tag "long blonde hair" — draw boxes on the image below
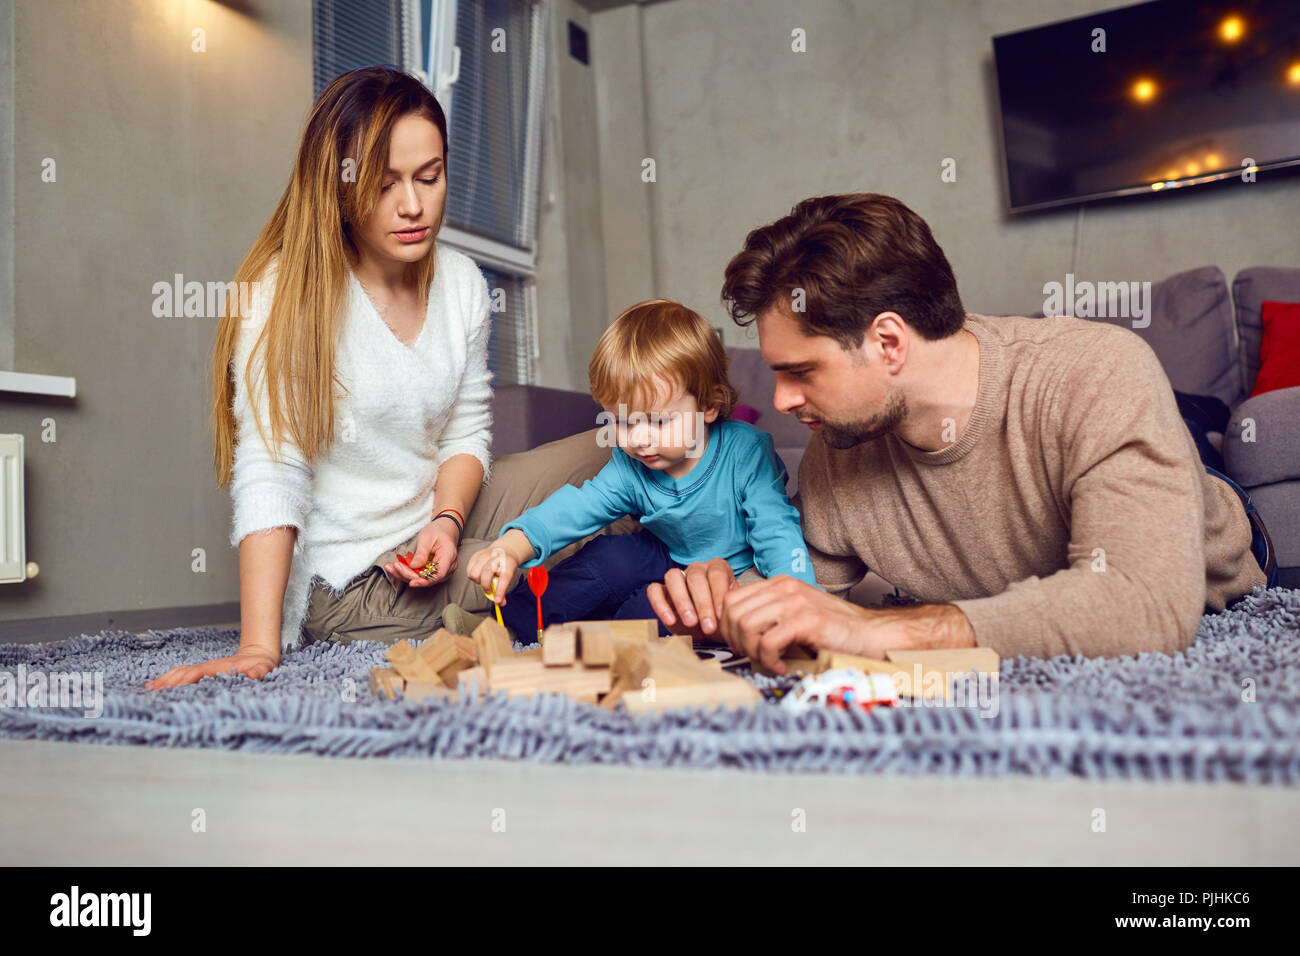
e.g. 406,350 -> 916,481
212,67 -> 449,486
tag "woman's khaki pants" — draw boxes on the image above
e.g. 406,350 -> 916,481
300,428 -> 640,646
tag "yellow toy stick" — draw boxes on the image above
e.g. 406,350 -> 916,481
486,575 -> 506,628
482,548 -> 506,628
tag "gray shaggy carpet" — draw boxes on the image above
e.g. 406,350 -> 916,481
1,588 -> 1296,783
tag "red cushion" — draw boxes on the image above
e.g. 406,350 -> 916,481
732,402 -> 762,424
1250,301 -> 1300,398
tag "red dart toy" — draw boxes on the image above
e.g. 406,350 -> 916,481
527,565 -> 548,643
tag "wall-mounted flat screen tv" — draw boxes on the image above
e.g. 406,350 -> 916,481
993,0 -> 1300,213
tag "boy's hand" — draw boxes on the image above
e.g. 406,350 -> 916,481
466,543 -> 519,605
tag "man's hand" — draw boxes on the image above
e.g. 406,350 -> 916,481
646,558 -> 739,641
718,577 -> 978,673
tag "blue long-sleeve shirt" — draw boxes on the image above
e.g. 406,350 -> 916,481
500,419 -> 821,587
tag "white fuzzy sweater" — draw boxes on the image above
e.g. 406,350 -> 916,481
228,243 -> 493,649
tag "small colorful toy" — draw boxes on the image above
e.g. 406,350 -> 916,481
396,551 -> 439,579
527,565 -> 549,643
482,548 -> 507,628
779,668 -> 899,715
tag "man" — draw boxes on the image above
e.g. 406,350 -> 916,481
646,193 -> 1266,670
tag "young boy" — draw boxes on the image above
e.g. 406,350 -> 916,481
443,299 -> 819,642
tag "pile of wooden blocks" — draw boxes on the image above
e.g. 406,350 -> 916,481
370,618 -> 763,712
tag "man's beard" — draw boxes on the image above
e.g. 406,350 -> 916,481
817,389 -> 907,450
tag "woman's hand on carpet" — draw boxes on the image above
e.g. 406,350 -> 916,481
646,559 -> 740,641
383,521 -> 459,588
146,648 -> 280,690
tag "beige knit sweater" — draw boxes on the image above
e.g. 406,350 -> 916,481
795,313 -> 1265,660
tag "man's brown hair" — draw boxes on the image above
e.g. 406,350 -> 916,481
721,193 -> 964,349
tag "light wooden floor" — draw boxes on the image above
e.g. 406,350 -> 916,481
1,737 -> 1295,865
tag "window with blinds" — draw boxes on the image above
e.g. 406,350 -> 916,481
310,0 -> 544,386
312,0 -> 405,100
480,266 -> 536,388
441,0 -> 545,252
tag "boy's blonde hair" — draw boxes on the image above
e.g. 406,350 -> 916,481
588,299 -> 738,418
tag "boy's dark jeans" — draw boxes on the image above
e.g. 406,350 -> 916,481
497,529 -> 679,640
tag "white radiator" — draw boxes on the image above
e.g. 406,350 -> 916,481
0,433 -> 28,584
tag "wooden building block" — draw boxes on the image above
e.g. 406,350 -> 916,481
552,667 -> 614,697
385,639 -> 442,684
610,644 -> 730,702
369,667 -> 405,700
456,666 -> 488,696
485,659 -> 550,689
642,651 -> 723,689
488,659 -> 612,698
569,619 -> 658,643
541,625 -> 576,666
613,643 -> 651,687
816,649 -> 905,676
517,647 -> 543,660
403,680 -> 459,703
414,629 -> 457,671
472,618 -> 515,674
655,633 -> 696,662
578,623 -> 615,667
439,657 -> 474,688
879,652 -> 999,703
417,629 -> 476,674
599,675 -> 631,710
621,672 -> 761,713
885,647 -> 1000,676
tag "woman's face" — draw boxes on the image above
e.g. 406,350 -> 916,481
352,112 -> 446,269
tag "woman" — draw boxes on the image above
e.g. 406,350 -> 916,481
149,67 -> 621,689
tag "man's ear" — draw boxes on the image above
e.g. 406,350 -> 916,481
871,312 -> 909,373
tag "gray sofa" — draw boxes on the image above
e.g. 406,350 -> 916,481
491,265 -> 1299,588
1225,269 -> 1300,587
1083,265 -> 1299,587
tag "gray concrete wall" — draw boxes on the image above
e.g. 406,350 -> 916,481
1,0 -> 311,624
5,0 -> 1298,628
532,0 -> 609,391
589,0 -> 1300,348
